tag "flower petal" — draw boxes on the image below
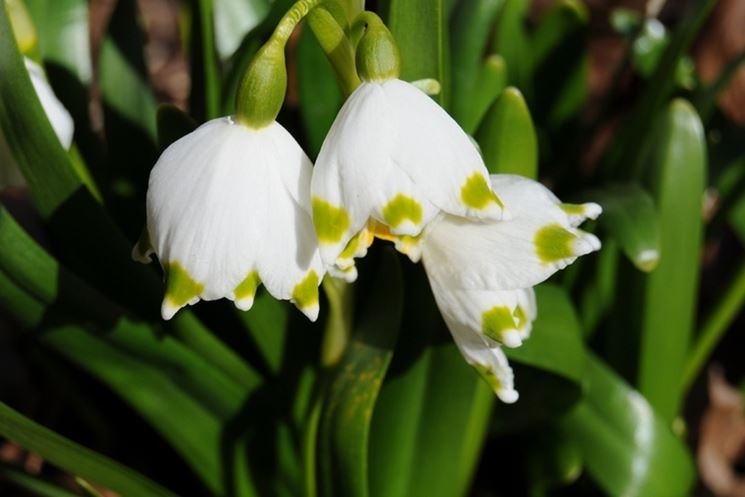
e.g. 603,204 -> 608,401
25,58 -> 74,149
425,256 -> 532,349
421,174 -> 601,291
311,79 -> 505,268
448,321 -> 519,403
146,117 -> 323,320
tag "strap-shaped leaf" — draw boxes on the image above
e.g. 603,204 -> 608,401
638,99 -> 706,421
449,0 -> 503,130
560,354 -> 694,497
591,183 -> 660,272
318,249 -> 403,497
0,401 -> 180,497
386,0 -> 449,106
476,87 -> 538,178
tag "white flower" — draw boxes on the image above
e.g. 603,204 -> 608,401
419,174 -> 601,402
310,79 -> 506,276
2,58 -> 75,188
25,58 -> 73,148
134,116 -> 324,321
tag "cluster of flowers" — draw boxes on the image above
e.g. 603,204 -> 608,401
127,8 -> 602,402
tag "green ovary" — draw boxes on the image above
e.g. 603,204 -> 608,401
164,262 -> 204,307
383,194 -> 423,228
313,197 -> 350,244
482,306 -> 517,343
292,271 -> 319,310
461,173 -> 504,210
234,271 -> 261,301
514,306 -> 528,330
534,224 -> 577,263
339,233 -> 361,260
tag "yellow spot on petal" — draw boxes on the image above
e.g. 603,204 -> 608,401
339,233 -> 361,260
312,197 -> 350,244
461,173 -> 504,210
292,271 -> 319,310
234,271 -> 261,301
164,262 -> 204,308
382,194 -> 423,229
559,203 -> 586,216
514,306 -> 528,330
472,363 -> 504,394
482,306 -> 517,343
534,224 -> 577,263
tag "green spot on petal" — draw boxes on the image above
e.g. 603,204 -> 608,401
164,262 -> 204,308
514,306 -> 527,330
339,233 -> 361,260
382,194 -> 423,228
312,197 -> 350,244
534,223 -> 577,263
292,271 -> 320,310
234,271 -> 261,301
461,173 -> 504,210
560,203 -> 586,216
482,306 -> 517,343
471,363 -> 504,394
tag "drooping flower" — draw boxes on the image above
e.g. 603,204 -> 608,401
419,175 -> 601,402
134,117 -> 324,321
311,14 -> 505,276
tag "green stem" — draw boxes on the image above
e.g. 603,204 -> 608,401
307,5 -> 360,96
271,0 -> 326,44
196,0 -> 220,119
683,260 -> 745,391
320,277 -> 354,368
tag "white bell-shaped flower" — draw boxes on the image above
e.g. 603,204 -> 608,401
420,174 -> 601,401
26,58 -> 74,148
135,117 -> 324,321
311,78 -> 506,274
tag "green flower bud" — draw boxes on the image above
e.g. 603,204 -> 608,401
354,12 -> 400,82
234,40 -> 287,129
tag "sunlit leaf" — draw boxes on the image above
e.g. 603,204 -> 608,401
560,355 -> 695,497
318,249 -> 403,497
637,99 -> 706,421
476,86 -> 538,178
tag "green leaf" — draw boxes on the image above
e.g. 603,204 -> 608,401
0,464 -> 82,497
369,267 -> 500,497
449,0 -> 504,130
591,183 -> 660,272
317,249 -> 403,497
460,55 -> 507,134
98,1 -> 157,141
531,0 -> 589,127
385,0 -> 449,106
560,355 -> 695,497
0,401 -> 180,497
579,239 -> 620,337
637,99 -> 706,421
189,0 -> 221,120
476,87 -> 538,178
492,0 -> 532,99
24,0 -> 91,84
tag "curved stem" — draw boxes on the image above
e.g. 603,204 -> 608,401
683,260 -> 745,391
307,5 -> 360,96
271,0 -> 326,44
